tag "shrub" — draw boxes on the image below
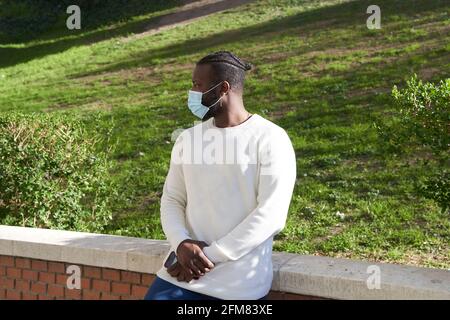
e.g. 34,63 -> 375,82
0,112 -> 117,232
391,75 -> 449,154
374,75 -> 449,212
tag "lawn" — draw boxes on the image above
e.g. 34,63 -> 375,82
0,0 -> 449,268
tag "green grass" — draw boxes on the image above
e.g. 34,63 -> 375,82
0,0 -> 449,268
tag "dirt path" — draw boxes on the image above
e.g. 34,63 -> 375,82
122,0 -> 254,42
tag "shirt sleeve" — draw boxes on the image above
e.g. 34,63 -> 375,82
203,129 -> 297,263
160,133 -> 191,252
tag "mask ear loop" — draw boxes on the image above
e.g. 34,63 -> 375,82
208,94 -> 223,108
204,81 -> 223,95
205,81 -> 226,108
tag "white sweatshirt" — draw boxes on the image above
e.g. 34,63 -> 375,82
156,113 -> 297,300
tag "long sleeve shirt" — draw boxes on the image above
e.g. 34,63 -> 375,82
156,113 -> 297,300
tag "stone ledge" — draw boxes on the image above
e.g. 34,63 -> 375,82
1,225 -> 449,300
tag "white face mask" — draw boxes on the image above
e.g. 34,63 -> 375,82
187,82 -> 223,119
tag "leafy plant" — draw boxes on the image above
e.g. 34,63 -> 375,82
374,75 -> 449,212
0,112 -> 117,232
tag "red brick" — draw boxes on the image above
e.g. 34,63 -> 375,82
48,262 -> 65,273
0,289 -> 5,299
102,268 -> 120,281
0,266 -> 5,277
284,292 -> 323,300
142,274 -> 155,286
15,257 -> 31,269
47,284 -> 64,298
22,269 -> 39,281
267,291 -> 285,300
0,256 -> 14,267
121,271 -> 141,284
101,292 -> 120,300
92,279 -> 110,292
6,290 -> 21,300
6,267 -> 21,278
84,266 -> 101,279
83,290 -> 101,300
56,274 -> 67,286
121,295 -> 139,300
38,295 -> 54,300
65,288 -> 81,300
22,292 -> 38,300
0,277 -> 14,289
31,260 -> 47,271
30,282 -> 47,294
39,272 -> 55,284
131,285 -> 148,298
15,279 -> 30,291
112,282 -> 130,295
81,278 -> 91,290
283,293 -> 300,300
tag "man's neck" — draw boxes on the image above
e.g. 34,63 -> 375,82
213,98 -> 251,128
213,109 -> 251,128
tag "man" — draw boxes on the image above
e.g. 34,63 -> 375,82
145,51 -> 297,300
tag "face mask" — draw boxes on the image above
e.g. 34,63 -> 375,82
188,82 -> 223,119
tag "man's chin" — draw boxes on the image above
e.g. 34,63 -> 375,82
202,113 -> 213,121
202,108 -> 218,121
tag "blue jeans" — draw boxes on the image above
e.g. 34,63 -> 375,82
144,276 -> 268,300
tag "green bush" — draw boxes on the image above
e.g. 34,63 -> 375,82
374,75 -> 449,212
0,112 -> 117,232
392,75 -> 449,154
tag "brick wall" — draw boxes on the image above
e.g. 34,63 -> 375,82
0,254 -> 321,300
2,226 -> 448,300
0,255 -> 154,300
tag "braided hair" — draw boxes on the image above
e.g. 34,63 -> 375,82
196,51 -> 252,92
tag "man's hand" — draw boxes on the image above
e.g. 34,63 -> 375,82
176,239 -> 215,278
167,261 -> 200,282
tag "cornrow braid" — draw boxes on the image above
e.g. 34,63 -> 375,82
198,51 -> 252,71
197,51 -> 252,91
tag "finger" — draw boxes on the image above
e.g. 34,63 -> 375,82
170,267 -> 181,277
189,259 -> 203,276
181,268 -> 193,283
184,272 -> 193,283
177,272 -> 185,282
193,259 -> 206,274
179,258 -> 193,273
197,251 -> 215,269
180,264 -> 194,278
185,265 -> 194,276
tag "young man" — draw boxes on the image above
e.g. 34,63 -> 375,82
145,51 -> 297,300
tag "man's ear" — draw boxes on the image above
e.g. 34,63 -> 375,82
222,81 -> 231,95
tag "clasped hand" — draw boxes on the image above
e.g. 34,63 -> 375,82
167,239 -> 215,282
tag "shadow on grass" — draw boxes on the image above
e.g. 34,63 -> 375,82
63,0 -> 447,170
0,0 -> 185,44
0,0 -> 255,68
67,0 -> 446,79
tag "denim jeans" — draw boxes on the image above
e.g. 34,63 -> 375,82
144,276 -> 268,300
